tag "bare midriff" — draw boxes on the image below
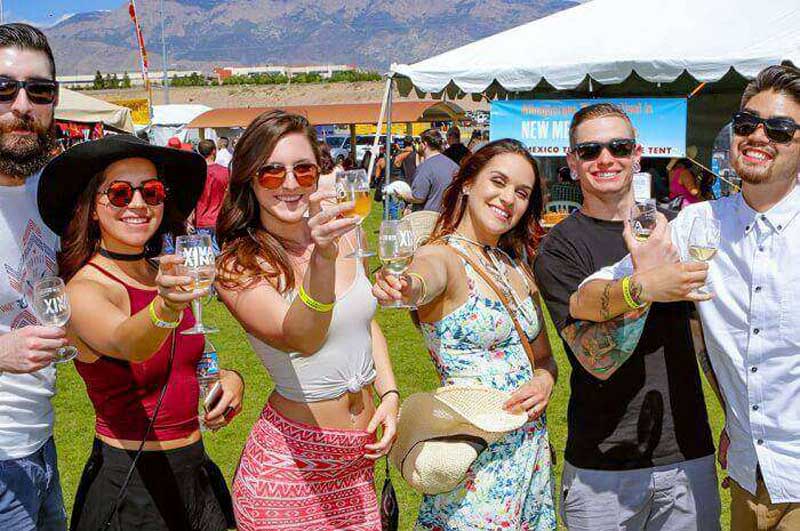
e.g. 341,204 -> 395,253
97,430 -> 202,452
268,386 -> 376,431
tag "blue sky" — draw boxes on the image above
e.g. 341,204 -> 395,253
5,0 -> 125,27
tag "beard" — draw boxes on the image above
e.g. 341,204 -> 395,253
0,113 -> 57,180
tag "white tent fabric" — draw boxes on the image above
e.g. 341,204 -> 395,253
55,88 -> 134,133
391,0 -> 800,94
149,104 -> 212,146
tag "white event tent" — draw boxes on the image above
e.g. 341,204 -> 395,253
148,104 -> 213,146
390,0 -> 800,164
55,88 -> 134,133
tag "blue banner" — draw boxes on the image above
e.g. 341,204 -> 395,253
490,98 -> 687,158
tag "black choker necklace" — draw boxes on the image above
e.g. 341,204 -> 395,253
98,248 -> 146,262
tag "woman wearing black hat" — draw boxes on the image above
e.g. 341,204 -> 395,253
37,135 -> 240,530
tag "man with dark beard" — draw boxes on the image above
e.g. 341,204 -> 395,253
574,64 -> 800,529
0,23 -> 68,530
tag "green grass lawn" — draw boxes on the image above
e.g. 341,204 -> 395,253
53,207 -> 730,529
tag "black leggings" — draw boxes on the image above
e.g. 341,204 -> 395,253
70,438 -> 235,531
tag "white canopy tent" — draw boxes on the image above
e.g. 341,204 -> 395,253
55,88 -> 134,133
148,104 -> 213,146
390,0 -> 800,164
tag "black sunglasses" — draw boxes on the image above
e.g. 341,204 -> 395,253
571,138 -> 637,161
0,77 -> 58,105
732,111 -> 800,144
98,179 -> 168,208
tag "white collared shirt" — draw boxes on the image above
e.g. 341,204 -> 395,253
584,185 -> 800,502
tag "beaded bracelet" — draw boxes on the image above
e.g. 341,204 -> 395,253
298,283 -> 335,313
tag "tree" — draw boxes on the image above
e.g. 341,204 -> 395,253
122,72 -> 132,89
93,70 -> 104,90
110,73 -> 120,89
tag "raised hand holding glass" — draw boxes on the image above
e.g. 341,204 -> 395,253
175,234 -> 218,335
378,219 -> 416,309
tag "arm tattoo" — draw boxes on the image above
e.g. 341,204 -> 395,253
629,278 -> 644,306
561,305 -> 651,378
599,282 -> 613,320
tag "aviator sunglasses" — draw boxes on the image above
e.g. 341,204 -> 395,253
99,179 -> 168,208
256,162 -> 320,189
0,77 -> 58,105
732,111 -> 800,144
571,138 -> 637,161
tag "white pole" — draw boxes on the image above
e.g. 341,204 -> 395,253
160,0 -> 169,104
366,76 -> 392,185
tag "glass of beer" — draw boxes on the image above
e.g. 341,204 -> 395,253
175,233 -> 218,335
336,169 -> 375,258
630,199 -> 657,241
687,216 -> 720,294
378,219 -> 416,308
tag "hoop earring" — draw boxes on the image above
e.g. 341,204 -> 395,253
632,160 -> 641,173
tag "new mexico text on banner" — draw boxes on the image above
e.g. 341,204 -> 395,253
109,98 -> 151,126
490,99 -> 687,158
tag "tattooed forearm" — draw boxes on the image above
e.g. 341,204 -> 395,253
561,305 -> 651,380
599,282 -> 613,320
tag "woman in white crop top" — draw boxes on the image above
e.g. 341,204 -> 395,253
215,111 -> 398,531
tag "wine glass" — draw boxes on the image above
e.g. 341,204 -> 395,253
31,277 -> 79,363
378,219 -> 416,309
630,199 -> 657,241
175,234 -> 218,335
687,216 -> 721,294
336,169 -> 375,258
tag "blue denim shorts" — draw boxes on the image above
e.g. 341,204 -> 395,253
0,437 -> 66,531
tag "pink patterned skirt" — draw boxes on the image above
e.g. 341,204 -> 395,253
232,402 -> 381,531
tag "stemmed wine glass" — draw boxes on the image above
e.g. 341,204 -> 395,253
31,277 -> 79,363
630,199 -> 657,241
175,233 -> 218,335
687,216 -> 721,294
336,169 -> 374,258
378,219 -> 417,309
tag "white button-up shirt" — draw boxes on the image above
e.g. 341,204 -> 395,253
584,186 -> 800,502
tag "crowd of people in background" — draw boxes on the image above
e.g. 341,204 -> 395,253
0,19 -> 799,531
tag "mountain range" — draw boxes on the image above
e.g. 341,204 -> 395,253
44,0 -> 579,76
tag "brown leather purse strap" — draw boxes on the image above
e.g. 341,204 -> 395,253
447,245 -> 536,363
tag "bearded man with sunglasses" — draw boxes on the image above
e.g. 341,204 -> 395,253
0,23 -> 68,530
574,65 -> 800,530
533,103 -> 720,530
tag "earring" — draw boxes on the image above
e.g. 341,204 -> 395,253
632,160 -> 641,173
462,189 -> 470,196
570,170 -> 579,181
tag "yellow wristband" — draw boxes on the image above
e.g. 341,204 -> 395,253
298,283 -> 335,313
621,276 -> 646,310
407,272 -> 427,305
148,298 -> 181,328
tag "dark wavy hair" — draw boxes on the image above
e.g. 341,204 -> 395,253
216,110 -> 321,292
429,139 -> 544,259
58,163 -> 186,283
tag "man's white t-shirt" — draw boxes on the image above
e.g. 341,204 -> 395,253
0,172 -> 60,460
214,148 -> 232,169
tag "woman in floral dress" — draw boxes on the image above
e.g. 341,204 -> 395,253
373,139 -> 558,530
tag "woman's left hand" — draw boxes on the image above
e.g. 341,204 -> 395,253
204,369 -> 244,431
364,393 -> 399,459
504,371 -> 554,420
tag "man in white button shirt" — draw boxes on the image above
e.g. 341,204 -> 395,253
573,64 -> 800,530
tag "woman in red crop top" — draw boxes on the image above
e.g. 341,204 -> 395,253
36,135 -> 243,530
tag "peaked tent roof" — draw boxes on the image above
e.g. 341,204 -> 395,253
55,88 -> 134,133
152,104 -> 212,126
391,0 -> 800,95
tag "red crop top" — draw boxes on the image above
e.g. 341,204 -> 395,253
74,263 -> 204,441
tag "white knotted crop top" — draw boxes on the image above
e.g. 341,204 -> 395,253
247,261 -> 378,403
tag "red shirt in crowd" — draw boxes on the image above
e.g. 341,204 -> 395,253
195,163 -> 229,229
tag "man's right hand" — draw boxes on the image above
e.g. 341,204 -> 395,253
624,212 -> 680,272
0,326 -> 67,373
634,261 -> 712,303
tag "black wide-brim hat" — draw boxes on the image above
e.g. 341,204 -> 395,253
38,134 -> 207,236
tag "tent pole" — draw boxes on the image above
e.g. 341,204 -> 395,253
366,77 -> 392,187
384,77 -> 394,220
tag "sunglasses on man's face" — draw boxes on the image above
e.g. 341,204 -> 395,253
732,111 -> 800,145
571,138 -> 637,161
0,77 -> 58,105
99,179 -> 168,208
256,162 -> 320,189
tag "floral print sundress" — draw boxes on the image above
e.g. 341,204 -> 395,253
415,239 -> 556,531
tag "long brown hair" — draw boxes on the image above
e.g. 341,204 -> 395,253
430,139 -> 544,259
216,110 -> 321,292
58,164 -> 187,283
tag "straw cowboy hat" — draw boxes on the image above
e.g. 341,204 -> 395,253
390,385 -> 527,494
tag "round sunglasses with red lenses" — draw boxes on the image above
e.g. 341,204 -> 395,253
99,179 -> 168,208
256,162 -> 320,189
